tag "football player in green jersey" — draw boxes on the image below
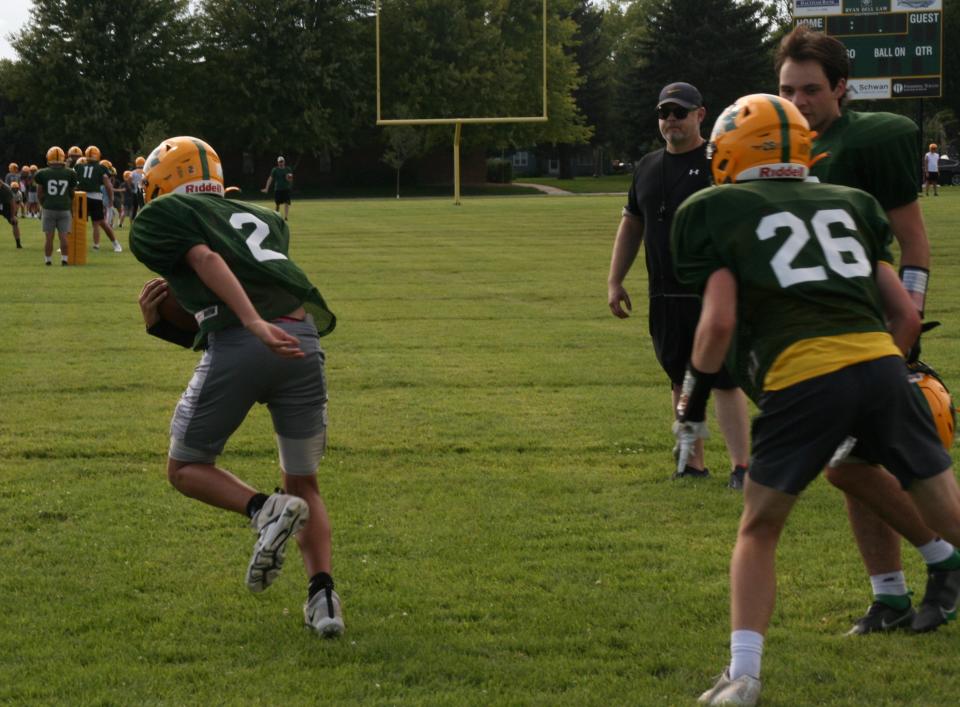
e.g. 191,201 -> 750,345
131,136 -> 343,637
776,25 -> 960,636
673,93 -> 960,707
0,180 -> 22,249
75,145 -> 122,253
35,146 -> 78,266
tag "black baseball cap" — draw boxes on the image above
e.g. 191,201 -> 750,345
657,82 -> 703,109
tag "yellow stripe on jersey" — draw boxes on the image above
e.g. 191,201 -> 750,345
764,332 -> 902,392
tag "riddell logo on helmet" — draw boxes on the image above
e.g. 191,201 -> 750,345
759,165 -> 804,178
184,183 -> 223,194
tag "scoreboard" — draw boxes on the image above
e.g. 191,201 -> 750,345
793,1 -> 942,99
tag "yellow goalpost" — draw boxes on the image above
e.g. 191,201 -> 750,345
375,0 -> 549,204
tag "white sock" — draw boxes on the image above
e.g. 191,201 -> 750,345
730,629 -> 763,679
917,537 -> 955,566
44,256 -> 51,264
870,571 -> 908,597
61,256 -> 68,263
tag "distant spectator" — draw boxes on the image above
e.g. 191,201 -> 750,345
923,143 -> 940,197
262,156 -> 294,221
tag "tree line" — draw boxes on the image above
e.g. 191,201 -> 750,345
0,0 -> 956,187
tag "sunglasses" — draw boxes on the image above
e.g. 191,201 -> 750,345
657,105 -> 691,120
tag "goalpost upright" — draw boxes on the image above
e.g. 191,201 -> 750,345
375,0 -> 549,204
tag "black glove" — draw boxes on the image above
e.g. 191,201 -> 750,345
906,320 -> 941,365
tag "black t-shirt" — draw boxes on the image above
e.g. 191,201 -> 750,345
625,142 -> 710,296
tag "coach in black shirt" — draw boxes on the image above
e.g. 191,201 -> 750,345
606,82 -> 749,487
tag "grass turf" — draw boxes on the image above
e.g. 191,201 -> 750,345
1,189 -> 959,705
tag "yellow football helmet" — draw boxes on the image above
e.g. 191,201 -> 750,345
29,165 -> 38,172
8,162 -> 17,173
142,136 -> 224,203
46,147 -> 66,165
909,362 -> 956,450
67,146 -> 82,159
99,159 -> 112,169
10,181 -> 19,190
135,156 -> 145,168
123,170 -> 132,180
85,145 -> 101,161
708,93 -> 814,184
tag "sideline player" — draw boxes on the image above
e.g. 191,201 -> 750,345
35,146 -> 78,266
130,136 -> 343,637
0,179 -> 22,248
75,145 -> 122,252
261,156 -> 293,221
673,93 -> 960,707
608,81 -> 749,485
923,143 -> 940,197
777,25 -> 960,635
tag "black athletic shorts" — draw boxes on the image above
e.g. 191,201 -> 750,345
0,199 -> 13,224
926,172 -> 940,184
86,197 -> 106,222
648,294 -> 737,389
749,356 -> 952,495
274,190 -> 291,206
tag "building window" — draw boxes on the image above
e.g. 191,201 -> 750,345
512,152 -> 529,168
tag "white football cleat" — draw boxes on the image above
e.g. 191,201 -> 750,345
698,669 -> 761,706
112,240 -> 123,253
304,587 -> 344,638
246,493 -> 308,593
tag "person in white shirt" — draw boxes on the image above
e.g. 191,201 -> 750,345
923,144 -> 940,197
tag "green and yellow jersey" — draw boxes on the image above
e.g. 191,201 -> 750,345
35,166 -> 78,211
130,193 -> 335,349
672,179 -> 900,401
811,110 -> 918,211
74,161 -> 110,196
270,167 -> 293,192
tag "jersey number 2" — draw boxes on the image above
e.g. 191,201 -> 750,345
756,209 -> 871,288
229,213 -> 287,262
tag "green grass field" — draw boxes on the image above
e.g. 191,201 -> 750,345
1,189 -> 959,705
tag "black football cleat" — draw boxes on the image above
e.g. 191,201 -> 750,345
912,568 -> 960,633
846,600 -> 915,635
673,465 -> 710,479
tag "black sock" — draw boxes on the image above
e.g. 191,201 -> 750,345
245,493 -> 269,519
308,571 -> 334,599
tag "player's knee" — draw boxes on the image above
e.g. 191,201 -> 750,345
166,458 -> 187,490
738,515 -> 786,545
